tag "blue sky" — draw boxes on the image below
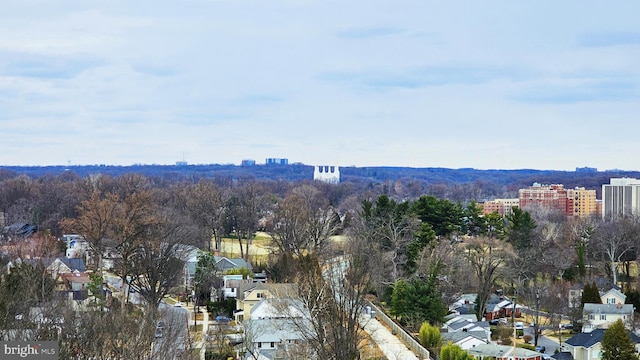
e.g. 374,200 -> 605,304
1,1 -> 640,170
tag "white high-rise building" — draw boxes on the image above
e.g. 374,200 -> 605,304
602,178 -> 640,219
313,165 -> 340,184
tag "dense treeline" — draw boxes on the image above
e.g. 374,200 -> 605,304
4,164 -> 640,200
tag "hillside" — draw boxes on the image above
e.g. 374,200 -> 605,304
2,164 -> 640,196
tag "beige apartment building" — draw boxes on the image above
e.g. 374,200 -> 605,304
482,198 -> 519,217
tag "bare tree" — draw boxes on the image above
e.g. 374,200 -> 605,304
591,216 -> 637,285
130,214 -> 188,309
464,236 -> 514,320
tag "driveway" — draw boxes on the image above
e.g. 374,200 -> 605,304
359,314 -> 419,360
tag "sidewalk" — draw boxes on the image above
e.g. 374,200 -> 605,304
359,314 -> 419,360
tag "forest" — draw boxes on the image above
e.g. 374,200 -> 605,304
1,168 -> 639,359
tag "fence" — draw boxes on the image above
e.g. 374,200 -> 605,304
365,300 -> 432,360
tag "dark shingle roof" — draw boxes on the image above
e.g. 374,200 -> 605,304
551,352 -> 574,360
566,329 -> 640,348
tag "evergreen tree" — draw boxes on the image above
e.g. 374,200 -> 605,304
601,319 -> 638,360
505,207 -> 536,252
440,342 -> 475,360
418,322 -> 442,355
581,281 -> 602,306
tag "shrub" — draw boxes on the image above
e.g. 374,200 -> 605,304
522,334 -> 533,344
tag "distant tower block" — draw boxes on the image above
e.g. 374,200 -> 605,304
314,165 -> 340,184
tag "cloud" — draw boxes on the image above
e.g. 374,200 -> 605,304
0,51 -> 104,79
512,80 -> 638,104
336,26 -> 404,39
578,32 -> 640,47
320,65 -> 531,90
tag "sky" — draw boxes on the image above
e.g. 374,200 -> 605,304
1,1 -> 640,170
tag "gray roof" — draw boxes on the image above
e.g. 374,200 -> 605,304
215,256 -> 253,271
237,283 -> 298,301
441,331 -> 486,344
583,303 -> 634,315
244,318 -> 312,343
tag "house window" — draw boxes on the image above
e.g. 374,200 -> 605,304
607,298 -> 616,304
270,342 -> 275,348
589,315 -> 595,320
258,342 -> 262,349
600,314 -> 607,321
231,288 -> 235,293
257,292 -> 264,298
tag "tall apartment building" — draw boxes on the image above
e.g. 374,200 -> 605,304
602,178 -> 640,219
519,183 -> 568,214
482,198 -> 519,217
566,187 -> 597,218
518,183 -> 596,218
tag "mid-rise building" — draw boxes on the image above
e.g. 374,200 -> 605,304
265,158 -> 288,165
482,199 -> 519,217
518,183 -> 596,218
566,187 -> 597,218
313,165 -> 340,184
602,178 -> 640,219
519,183 -> 568,214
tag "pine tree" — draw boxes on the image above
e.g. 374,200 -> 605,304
601,319 -> 638,360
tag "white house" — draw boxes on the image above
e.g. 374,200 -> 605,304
582,303 -> 634,333
600,287 -> 626,305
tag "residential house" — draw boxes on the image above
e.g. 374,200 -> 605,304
599,287 -> 626,305
214,256 -> 253,273
243,297 -> 314,359
441,331 -> 487,351
56,270 -> 91,300
442,318 -> 490,344
46,257 -> 86,279
568,280 -> 622,309
235,283 -> 298,322
250,298 -> 308,320
222,275 -> 253,299
467,343 -> 545,360
450,294 -> 477,315
243,318 -> 314,360
485,296 -> 523,321
7,257 -> 85,280
582,303 -> 634,333
564,328 -> 640,360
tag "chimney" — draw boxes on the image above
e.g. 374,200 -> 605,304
618,302 -> 623,309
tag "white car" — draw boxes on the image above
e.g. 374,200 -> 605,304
173,302 -> 184,307
514,321 -> 524,330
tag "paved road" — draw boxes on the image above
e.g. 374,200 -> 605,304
359,314 -> 419,360
524,325 -> 560,355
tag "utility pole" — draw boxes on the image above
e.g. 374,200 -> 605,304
512,291 -> 517,359
534,288 -> 540,347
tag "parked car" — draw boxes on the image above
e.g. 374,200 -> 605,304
535,345 -> 546,353
173,302 -> 184,308
216,315 -> 231,323
514,321 -> 524,330
154,327 -> 164,338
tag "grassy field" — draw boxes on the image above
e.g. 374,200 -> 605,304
213,232 -> 274,264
